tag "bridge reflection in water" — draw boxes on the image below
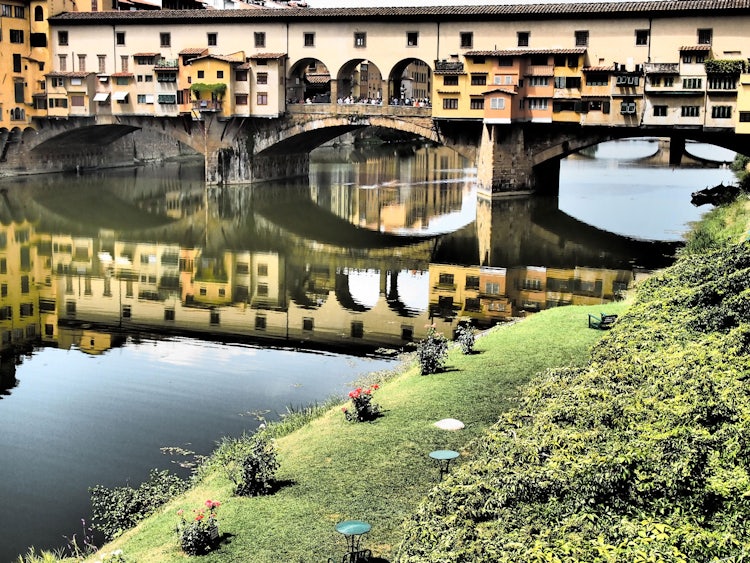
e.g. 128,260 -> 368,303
0,144 -> 679,360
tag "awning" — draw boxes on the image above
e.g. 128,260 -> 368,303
93,92 -> 110,102
112,91 -> 129,101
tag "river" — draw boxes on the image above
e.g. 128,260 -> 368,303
0,138 -> 736,561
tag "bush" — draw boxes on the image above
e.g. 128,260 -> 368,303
342,385 -> 381,422
89,469 -> 188,540
215,433 -> 279,497
417,325 -> 448,375
455,323 -> 475,354
176,500 -> 220,556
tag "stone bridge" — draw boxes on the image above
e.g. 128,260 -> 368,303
4,107 -> 747,195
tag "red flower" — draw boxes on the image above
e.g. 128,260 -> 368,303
372,384 -> 379,390
195,513 -> 204,521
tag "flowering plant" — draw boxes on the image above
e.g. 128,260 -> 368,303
176,499 -> 221,555
417,324 -> 448,375
342,384 -> 381,422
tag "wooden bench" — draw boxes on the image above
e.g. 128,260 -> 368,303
588,313 -> 618,330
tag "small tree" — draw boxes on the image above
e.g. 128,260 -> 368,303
217,433 -> 279,497
417,324 -> 448,375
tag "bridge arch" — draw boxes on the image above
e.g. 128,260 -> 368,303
387,57 -> 432,105
287,57 -> 332,104
334,59 -> 385,103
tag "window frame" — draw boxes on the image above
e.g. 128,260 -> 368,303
303,32 -> 315,47
354,31 -> 366,48
517,31 -> 530,47
406,31 -> 419,47
460,31 -> 473,48
207,32 -> 217,46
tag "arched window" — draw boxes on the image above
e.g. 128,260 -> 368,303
34,5 -> 43,21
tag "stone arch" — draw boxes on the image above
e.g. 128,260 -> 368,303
387,57 -> 432,106
334,59 -> 385,103
287,57 -> 332,104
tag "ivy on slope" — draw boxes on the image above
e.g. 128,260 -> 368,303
399,244 -> 750,563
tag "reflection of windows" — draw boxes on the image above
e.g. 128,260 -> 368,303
0,306 -> 12,320
210,310 -> 220,325
485,282 -> 500,295
465,276 -> 480,290
303,317 -> 314,331
122,305 -> 131,318
255,315 -> 266,330
20,303 -> 33,317
465,298 -> 481,311
66,301 -> 76,315
351,321 -> 364,338
257,263 -> 268,276
236,262 -> 249,274
257,92 -> 268,105
20,276 -> 29,293
401,326 -> 413,341
257,283 -> 269,297
165,309 -> 175,321
438,273 -> 454,286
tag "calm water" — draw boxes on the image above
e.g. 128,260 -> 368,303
0,139 -> 736,561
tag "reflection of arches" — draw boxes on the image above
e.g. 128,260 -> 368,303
287,58 -> 331,103
336,59 -> 384,102
34,5 -> 43,20
388,58 -> 432,104
335,272 -> 370,312
386,270 -> 429,317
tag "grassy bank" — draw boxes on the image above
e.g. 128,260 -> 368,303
82,301 -> 626,563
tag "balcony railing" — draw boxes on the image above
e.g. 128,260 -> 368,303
155,59 -> 179,69
193,100 -> 222,112
644,62 -> 679,74
435,60 -> 464,73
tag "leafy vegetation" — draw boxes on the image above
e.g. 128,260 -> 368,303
455,323 -> 476,354
189,83 -> 227,98
211,433 -> 279,497
399,203 -> 750,561
704,58 -> 747,75
89,469 -> 188,541
416,324 -> 449,374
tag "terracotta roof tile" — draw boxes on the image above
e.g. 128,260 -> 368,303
583,66 -> 615,72
48,1 -> 750,25
680,44 -> 712,51
46,71 -> 93,78
483,88 -> 517,96
249,52 -> 286,59
110,72 -> 134,77
179,47 -> 208,55
133,52 -> 159,57
466,48 -> 586,57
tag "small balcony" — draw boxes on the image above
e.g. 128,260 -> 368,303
193,100 -> 222,112
435,60 -> 464,74
644,62 -> 679,74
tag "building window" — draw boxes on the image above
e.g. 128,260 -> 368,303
681,105 -> 700,117
207,32 -> 217,46
235,94 -> 248,105
711,105 -> 732,118
682,54 -> 693,64
528,98 -> 549,110
490,97 -> 505,110
217,70 -> 224,79
116,31 -> 125,45
529,76 -> 549,86
354,32 -> 366,47
635,29 -> 649,45
120,55 -> 128,72
406,31 -> 418,46
13,54 -> 21,73
304,32 -> 315,47
58,54 -> 67,71
98,54 -> 106,73
257,92 -> 268,105
58,31 -> 68,45
698,28 -> 713,45
78,54 -> 86,72
470,74 -> 486,86
708,75 -> 737,90
664,76 -> 674,87
517,31 -> 529,47
470,98 -> 484,110
257,72 -> 268,84
460,31 -> 473,48
653,105 -> 668,116
254,32 -> 265,47
620,101 -> 636,114
34,5 -> 43,20
586,73 -> 608,86
160,32 -> 170,47
70,95 -> 84,107
739,112 -> 750,122
9,29 -> 24,43
14,5 -> 24,17
197,70 -> 205,79
442,98 -> 458,110
683,77 -> 702,89
575,30 -> 589,46
443,75 -> 458,86
235,70 -> 248,81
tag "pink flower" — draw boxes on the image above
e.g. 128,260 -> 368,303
342,407 -> 348,412
177,510 -> 184,516
205,500 -> 213,508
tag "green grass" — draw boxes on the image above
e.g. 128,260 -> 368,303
88,302 -> 628,563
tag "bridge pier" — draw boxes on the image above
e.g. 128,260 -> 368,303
669,135 -> 685,166
477,124 -> 560,197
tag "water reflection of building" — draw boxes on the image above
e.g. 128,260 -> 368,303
429,263 -> 632,322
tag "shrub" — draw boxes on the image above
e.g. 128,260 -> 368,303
455,323 -> 475,355
416,325 -> 448,375
215,433 -> 279,497
342,385 -> 381,422
176,500 -> 220,556
89,469 -> 188,540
